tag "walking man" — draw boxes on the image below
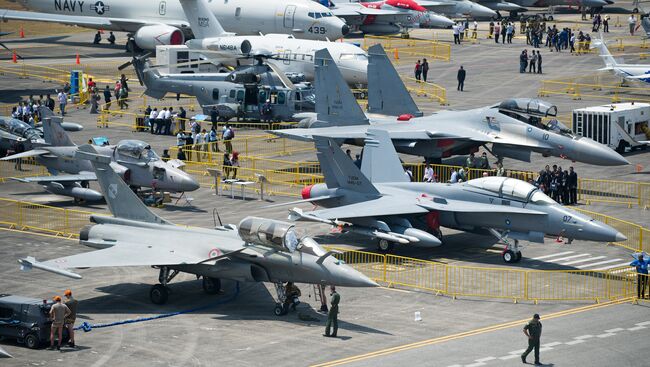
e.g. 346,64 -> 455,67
421,58 -> 429,82
521,313 -> 542,365
631,254 -> 649,299
457,66 -> 466,91
48,296 -> 70,351
323,286 -> 340,338
63,289 -> 78,348
537,51 -> 543,74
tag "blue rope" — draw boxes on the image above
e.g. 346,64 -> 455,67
75,282 -> 240,332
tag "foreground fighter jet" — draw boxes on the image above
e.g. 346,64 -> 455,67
1,108 -> 199,202
0,115 -> 82,156
18,145 -> 377,311
289,129 -> 626,262
273,45 -> 629,166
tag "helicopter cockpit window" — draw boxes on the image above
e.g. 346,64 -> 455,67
212,89 -> 219,101
229,90 -> 236,99
236,90 -> 245,102
259,90 -> 268,102
277,91 -> 286,105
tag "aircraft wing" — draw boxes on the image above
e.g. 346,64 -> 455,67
18,241 -> 207,279
0,9 -> 188,31
415,0 -> 449,10
332,5 -> 404,17
623,73 -> 650,79
272,125 -> 467,142
0,149 -> 50,161
416,198 -> 546,216
13,172 -> 96,184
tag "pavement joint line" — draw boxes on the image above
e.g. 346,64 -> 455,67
378,286 -> 412,293
310,298 -> 632,367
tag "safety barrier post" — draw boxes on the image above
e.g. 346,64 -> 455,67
64,209 -> 69,235
444,264 -> 449,295
383,254 -> 387,283
524,272 -> 529,301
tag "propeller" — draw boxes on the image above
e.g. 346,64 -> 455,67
117,51 -> 153,71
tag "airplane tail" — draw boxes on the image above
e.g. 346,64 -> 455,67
313,48 -> 369,127
592,35 -> 618,68
178,0 -> 228,38
40,107 -> 75,147
361,129 -> 409,183
643,15 -> 650,37
367,44 -> 422,117
76,145 -> 170,225
131,54 -> 168,100
313,136 -> 380,196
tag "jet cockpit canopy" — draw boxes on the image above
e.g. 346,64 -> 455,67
498,98 -> 557,118
238,217 -> 305,252
0,117 -> 42,141
115,140 -> 159,162
466,177 -> 556,205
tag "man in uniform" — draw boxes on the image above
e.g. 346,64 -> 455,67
323,286 -> 340,337
521,313 -> 542,365
64,289 -> 78,348
48,296 -> 70,351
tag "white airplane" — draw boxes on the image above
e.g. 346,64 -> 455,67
592,37 -> 650,83
179,0 -> 368,84
0,0 -> 349,50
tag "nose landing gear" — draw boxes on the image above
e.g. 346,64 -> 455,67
488,229 -> 523,263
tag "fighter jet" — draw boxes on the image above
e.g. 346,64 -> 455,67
272,45 -> 629,166
18,144 -> 377,311
0,115 -> 83,156
475,0 -> 614,19
288,128 -> 627,263
0,0 -> 349,50
592,36 -> 650,84
1,108 -> 199,202
179,0 -> 368,85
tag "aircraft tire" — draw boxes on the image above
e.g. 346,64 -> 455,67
274,303 -> 287,316
503,250 -> 516,263
202,277 -> 222,295
150,284 -> 169,305
516,251 -> 522,262
377,239 -> 394,252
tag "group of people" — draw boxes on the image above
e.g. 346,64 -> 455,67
10,93 -> 57,124
175,123 -> 236,162
87,74 -> 130,114
545,26 -> 592,54
146,106 -> 186,136
534,164 -> 578,205
93,30 -> 116,45
490,21 -> 516,44
519,49 -> 543,74
421,152 -> 506,184
414,59 -> 430,82
47,289 -> 78,351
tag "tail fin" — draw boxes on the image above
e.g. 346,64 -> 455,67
178,0 -> 228,38
592,35 -> 618,68
361,129 -> 409,183
131,55 -> 168,99
643,16 -> 650,37
40,107 -> 75,147
313,48 -> 369,127
367,44 -> 422,117
76,145 -> 170,225
313,136 -> 380,195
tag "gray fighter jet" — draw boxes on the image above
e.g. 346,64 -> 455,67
288,128 -> 626,263
18,144 -> 377,312
0,115 -> 83,156
1,108 -> 199,202
272,45 -> 629,166
129,52 -> 315,121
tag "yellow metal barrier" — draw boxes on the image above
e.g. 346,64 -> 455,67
538,73 -> 650,104
362,35 -> 451,62
0,160 -> 49,183
573,207 -> 649,253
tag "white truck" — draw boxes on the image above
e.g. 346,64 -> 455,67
155,45 -> 222,74
572,102 -> 650,153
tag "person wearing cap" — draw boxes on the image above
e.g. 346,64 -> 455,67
631,254 -> 649,299
64,289 -> 79,348
261,99 -> 273,125
521,313 -> 542,365
49,296 -> 70,351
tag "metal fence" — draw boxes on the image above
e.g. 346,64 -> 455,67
362,35 -> 451,62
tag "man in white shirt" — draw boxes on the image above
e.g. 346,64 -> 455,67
194,128 -> 204,162
149,108 -> 158,134
176,131 -> 186,147
449,168 -> 459,183
163,107 -> 172,135
629,15 -> 637,36
57,91 -> 67,116
423,164 -> 435,182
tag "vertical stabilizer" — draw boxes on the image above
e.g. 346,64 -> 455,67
313,136 -> 380,195
361,129 -> 409,183
314,48 -> 369,127
40,107 -> 75,147
592,36 -> 618,68
178,0 -> 228,38
76,145 -> 171,224
643,16 -> 650,37
131,55 -> 168,100
367,44 -> 422,117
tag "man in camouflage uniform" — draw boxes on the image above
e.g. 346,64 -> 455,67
521,313 -> 542,365
323,286 -> 340,338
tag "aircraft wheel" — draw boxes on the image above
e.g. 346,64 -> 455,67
547,15 -> 553,21
503,250 -> 516,263
274,303 -> 287,316
24,333 -> 40,349
202,276 -> 221,295
516,251 -> 523,262
377,239 -> 394,252
633,7 -> 639,13
150,284 -> 169,305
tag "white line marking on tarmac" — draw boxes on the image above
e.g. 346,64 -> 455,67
604,328 -> 625,333
465,363 -> 487,367
636,321 -> 650,326
565,340 -> 585,345
628,326 -> 646,331
577,258 -> 622,269
561,256 -> 607,265
548,253 -> 591,262
475,357 -> 496,362
574,335 -> 595,339
531,251 -> 574,260
509,349 -> 527,354
498,355 -> 520,360
596,333 -> 616,338
598,262 -> 633,270
542,342 -> 563,347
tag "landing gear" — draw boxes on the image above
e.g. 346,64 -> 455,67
149,266 -> 179,304
202,276 -> 221,294
377,239 -> 394,252
502,240 -> 522,263
273,282 -> 288,316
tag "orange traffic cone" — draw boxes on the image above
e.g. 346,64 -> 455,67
12,51 -> 17,63
394,48 -> 399,60
75,53 -> 80,65
19,26 -> 24,38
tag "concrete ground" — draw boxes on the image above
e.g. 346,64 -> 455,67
0,1 -> 649,366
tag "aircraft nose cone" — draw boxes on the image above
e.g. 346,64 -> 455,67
472,4 -> 498,18
431,14 -> 455,27
615,232 -> 628,242
331,262 -> 379,287
181,175 -> 200,192
574,138 -> 629,166
341,24 -> 350,36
